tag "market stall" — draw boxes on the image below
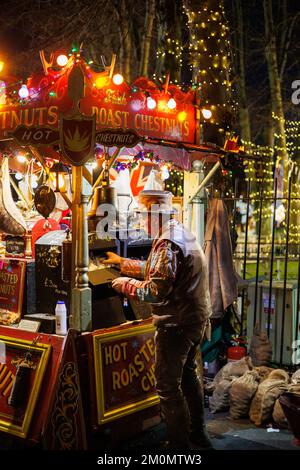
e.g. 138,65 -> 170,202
0,50 -> 241,448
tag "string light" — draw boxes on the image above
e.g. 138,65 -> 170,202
202,108 -> 212,119
167,98 -> 177,109
15,172 -> 23,181
147,96 -> 156,110
18,84 -> 29,99
177,111 -> 187,122
112,73 -> 124,85
17,153 -> 27,163
56,54 -> 68,67
183,3 -> 235,138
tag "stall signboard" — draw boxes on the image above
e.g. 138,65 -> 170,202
5,235 -> 25,257
0,334 -> 51,438
93,322 -> 158,424
0,65 -> 196,144
0,259 -> 26,325
95,128 -> 143,147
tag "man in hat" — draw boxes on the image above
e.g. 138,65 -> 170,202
104,190 -> 212,449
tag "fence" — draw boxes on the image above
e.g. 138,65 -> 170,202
214,176 -> 300,369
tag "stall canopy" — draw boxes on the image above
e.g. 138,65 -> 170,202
0,55 -> 196,147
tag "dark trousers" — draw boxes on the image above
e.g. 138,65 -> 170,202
154,325 -> 205,448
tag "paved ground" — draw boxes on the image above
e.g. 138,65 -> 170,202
0,410 -> 298,452
120,410 -> 300,451
206,411 -> 299,451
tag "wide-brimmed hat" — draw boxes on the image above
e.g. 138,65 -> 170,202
136,190 -> 177,214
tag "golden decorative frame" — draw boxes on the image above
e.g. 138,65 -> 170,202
93,323 -> 159,425
0,335 -> 51,438
0,259 -> 26,320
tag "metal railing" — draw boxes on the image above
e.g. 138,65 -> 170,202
210,176 -> 300,368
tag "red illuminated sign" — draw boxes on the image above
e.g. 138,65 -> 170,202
0,259 -> 26,325
0,67 -> 196,144
93,322 -> 158,424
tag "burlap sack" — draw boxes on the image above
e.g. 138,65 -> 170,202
207,356 -> 253,394
249,369 -> 289,426
291,369 -> 300,385
272,383 -> 300,428
254,366 -> 273,383
210,379 -> 232,413
229,370 -> 260,419
249,324 -> 272,366
272,398 -> 289,428
289,383 -> 300,395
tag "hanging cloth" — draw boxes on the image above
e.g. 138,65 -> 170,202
0,157 -> 26,235
204,198 -> 238,319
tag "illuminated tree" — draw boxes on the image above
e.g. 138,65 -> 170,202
183,0 -> 235,146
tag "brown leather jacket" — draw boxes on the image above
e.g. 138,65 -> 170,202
120,219 -> 212,330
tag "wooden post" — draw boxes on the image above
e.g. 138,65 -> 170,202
66,63 -> 92,332
69,165 -> 92,331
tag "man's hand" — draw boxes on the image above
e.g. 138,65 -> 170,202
112,277 -> 130,294
103,251 -> 122,265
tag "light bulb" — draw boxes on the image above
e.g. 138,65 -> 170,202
202,108 -> 212,119
0,61 -> 4,73
177,111 -> 187,122
113,73 -> 124,85
95,76 -> 109,88
17,154 -> 26,163
161,166 -> 170,180
147,97 -> 156,109
31,178 -> 38,189
131,99 -> 142,111
18,85 -> 29,99
167,98 -> 177,109
56,54 -> 68,67
15,172 -> 23,181
58,174 -> 65,189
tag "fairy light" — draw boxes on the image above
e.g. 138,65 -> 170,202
112,73 -> 124,85
182,2 -> 235,138
155,34 -> 183,80
167,98 -> 177,109
15,172 -> 23,181
240,112 -> 300,244
56,54 -> 68,67
17,153 -> 27,163
147,96 -> 156,110
177,111 -> 187,122
18,84 -> 29,99
202,108 -> 212,119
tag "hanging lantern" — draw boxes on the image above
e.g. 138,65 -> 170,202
50,162 -> 69,192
